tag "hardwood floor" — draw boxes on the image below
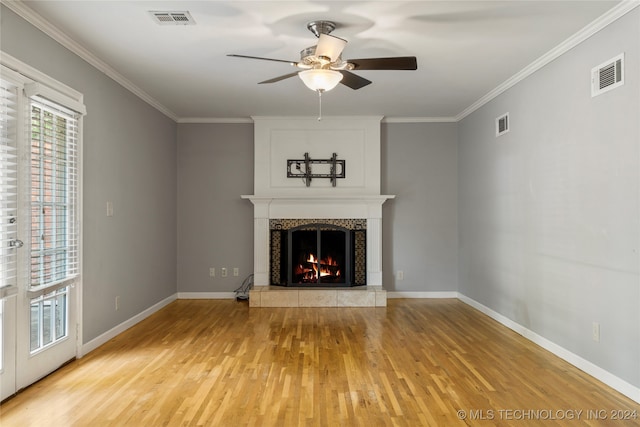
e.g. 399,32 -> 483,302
1,299 -> 638,426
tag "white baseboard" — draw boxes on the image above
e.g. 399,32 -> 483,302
80,293 -> 177,357
176,292 -> 236,299
388,291 -> 458,299
458,293 -> 640,404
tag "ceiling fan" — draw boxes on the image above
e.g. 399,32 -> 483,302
228,20 -> 418,93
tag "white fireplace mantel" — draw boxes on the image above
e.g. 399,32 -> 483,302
241,194 -> 395,288
241,194 -> 394,219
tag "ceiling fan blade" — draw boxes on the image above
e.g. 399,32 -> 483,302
338,70 -> 372,90
227,54 -> 297,66
348,57 -> 418,70
258,72 -> 300,84
315,34 -> 347,62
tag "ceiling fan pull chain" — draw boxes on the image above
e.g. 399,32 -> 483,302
317,89 -> 323,121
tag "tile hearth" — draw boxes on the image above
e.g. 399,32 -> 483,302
249,286 -> 387,308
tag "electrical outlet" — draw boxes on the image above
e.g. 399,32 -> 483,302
209,267 -> 215,277
115,296 -> 120,311
592,322 -> 600,342
396,270 -> 404,280
221,267 -> 228,277
233,267 -> 239,277
106,201 -> 114,217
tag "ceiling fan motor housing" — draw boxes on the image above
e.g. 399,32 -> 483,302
306,20 -> 336,37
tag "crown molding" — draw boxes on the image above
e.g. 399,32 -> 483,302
2,0 -> 179,122
1,51 -> 83,102
455,0 -> 640,122
177,117 -> 254,124
179,117 -> 457,124
382,116 -> 457,123
177,116 -> 460,124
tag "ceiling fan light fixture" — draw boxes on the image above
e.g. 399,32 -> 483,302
299,69 -> 343,92
315,34 -> 347,63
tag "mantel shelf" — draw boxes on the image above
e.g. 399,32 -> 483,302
241,195 -> 396,202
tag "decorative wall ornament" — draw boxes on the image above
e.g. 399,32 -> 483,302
287,152 -> 345,187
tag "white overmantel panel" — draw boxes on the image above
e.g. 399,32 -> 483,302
244,116 -> 393,289
252,116 -> 383,196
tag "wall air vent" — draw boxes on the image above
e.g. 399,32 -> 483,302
496,113 -> 509,137
149,11 -> 195,25
591,53 -> 624,97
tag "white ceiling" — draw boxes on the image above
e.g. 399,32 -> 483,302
17,1 -> 620,121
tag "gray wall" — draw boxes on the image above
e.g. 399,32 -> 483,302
177,123 -> 254,292
175,122 -> 459,294
1,5 -> 178,343
458,9 -> 639,388
382,123 -> 459,292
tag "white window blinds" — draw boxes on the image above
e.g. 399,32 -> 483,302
29,97 -> 79,289
0,78 -> 19,295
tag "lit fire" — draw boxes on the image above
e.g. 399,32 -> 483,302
294,253 -> 341,281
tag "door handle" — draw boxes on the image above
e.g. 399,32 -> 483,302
9,239 -> 24,248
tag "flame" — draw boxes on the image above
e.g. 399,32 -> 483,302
297,253 -> 341,281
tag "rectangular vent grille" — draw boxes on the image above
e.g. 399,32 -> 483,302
496,113 -> 509,137
149,11 -> 195,25
591,53 -> 624,97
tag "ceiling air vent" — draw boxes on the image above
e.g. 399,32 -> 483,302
496,113 -> 509,137
149,11 -> 195,25
591,53 -> 624,97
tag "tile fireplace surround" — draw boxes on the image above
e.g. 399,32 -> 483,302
242,116 -> 393,307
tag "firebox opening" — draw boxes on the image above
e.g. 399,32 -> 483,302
270,220 -> 366,288
291,228 -> 347,285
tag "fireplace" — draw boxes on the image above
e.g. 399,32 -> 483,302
242,116 -> 393,306
270,219 -> 366,287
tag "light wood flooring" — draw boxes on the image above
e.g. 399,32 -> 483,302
1,299 -> 639,426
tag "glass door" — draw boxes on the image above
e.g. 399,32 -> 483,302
15,97 -> 80,389
289,224 -> 350,286
1,62 -> 83,399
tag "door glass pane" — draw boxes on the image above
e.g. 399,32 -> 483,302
54,293 -> 66,340
42,300 -> 53,347
29,302 -> 40,352
30,289 -> 68,354
30,103 -> 77,289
